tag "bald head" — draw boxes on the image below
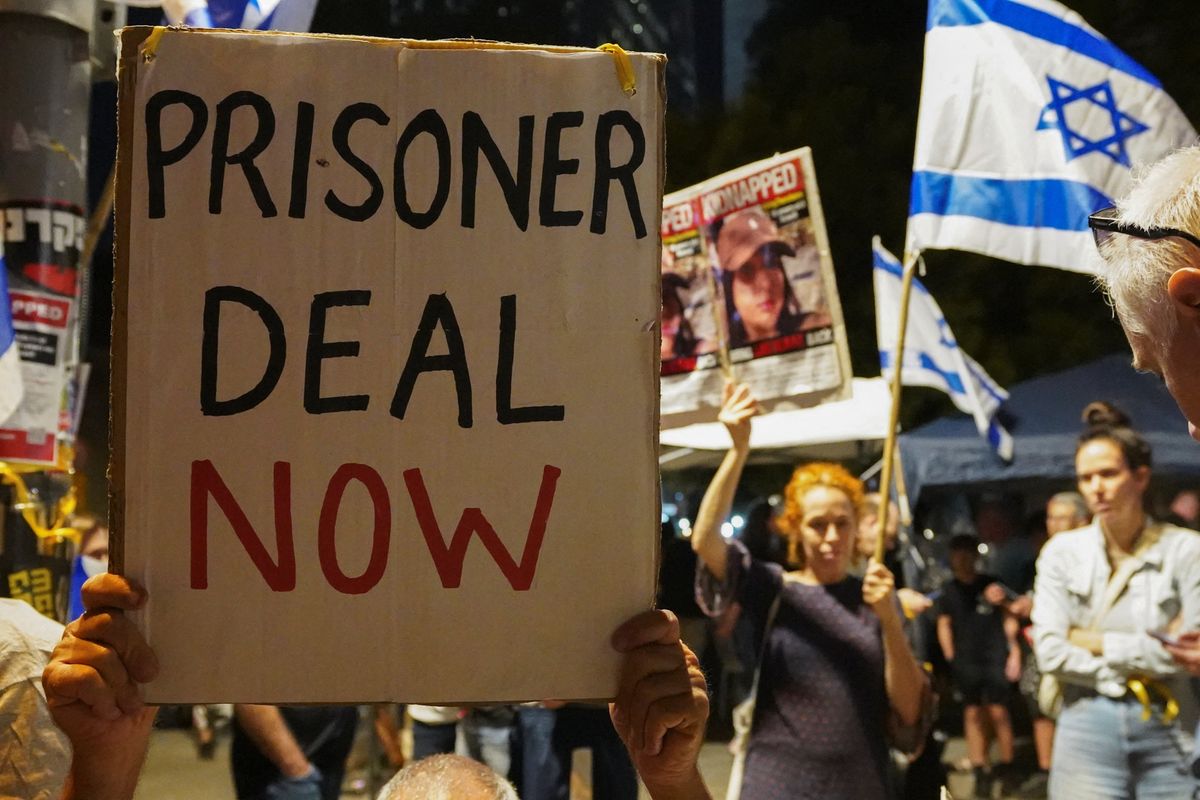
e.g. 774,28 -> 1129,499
377,754 -> 517,800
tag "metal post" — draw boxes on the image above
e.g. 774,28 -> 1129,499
0,0 -> 93,621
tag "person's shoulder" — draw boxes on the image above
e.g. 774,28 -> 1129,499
1157,522 -> 1200,556
1041,525 -> 1097,558
0,598 -> 64,654
755,557 -> 786,588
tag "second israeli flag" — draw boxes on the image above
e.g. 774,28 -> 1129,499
908,0 -> 1196,274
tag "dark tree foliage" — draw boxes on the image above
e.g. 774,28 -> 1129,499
312,0 -> 580,46
310,1 -> 1198,427
668,0 -> 1199,426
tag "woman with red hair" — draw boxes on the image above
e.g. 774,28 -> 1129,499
691,383 -> 926,799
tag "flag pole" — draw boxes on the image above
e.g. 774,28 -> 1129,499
893,444 -> 913,529
875,250 -> 919,564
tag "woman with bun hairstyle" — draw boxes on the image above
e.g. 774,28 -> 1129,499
1032,402 -> 1200,798
691,382 -> 926,799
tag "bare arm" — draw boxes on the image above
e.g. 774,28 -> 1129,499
936,615 -> 954,663
234,705 -> 312,779
690,382 -> 757,583
1003,610 -> 1024,682
864,562 -> 925,726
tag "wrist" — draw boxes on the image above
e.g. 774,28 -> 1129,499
65,713 -> 156,800
280,758 -> 314,780
643,766 -> 711,800
875,600 -> 901,627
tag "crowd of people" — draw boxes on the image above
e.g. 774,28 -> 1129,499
4,128 -> 1200,800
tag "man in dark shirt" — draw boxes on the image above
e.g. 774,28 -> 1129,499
231,704 -> 359,800
936,534 -> 1020,799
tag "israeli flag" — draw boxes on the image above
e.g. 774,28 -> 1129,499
874,239 -> 1013,460
155,0 -> 317,31
0,252 -> 24,427
909,0 -> 1197,274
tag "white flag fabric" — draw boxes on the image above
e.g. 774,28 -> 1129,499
874,239 -> 1013,460
909,0 -> 1197,274
0,252 -> 24,427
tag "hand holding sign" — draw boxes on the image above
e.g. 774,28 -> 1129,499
609,610 -> 711,800
43,574 -> 158,800
44,584 -> 712,800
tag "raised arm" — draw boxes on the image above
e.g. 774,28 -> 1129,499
690,382 -> 758,583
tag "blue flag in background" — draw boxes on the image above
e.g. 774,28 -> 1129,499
873,239 -> 1013,460
160,0 -> 317,31
908,0 -> 1196,274
0,252 -> 24,427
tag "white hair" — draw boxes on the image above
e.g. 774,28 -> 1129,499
1100,145 -> 1200,343
376,754 -> 518,800
1047,491 -> 1088,521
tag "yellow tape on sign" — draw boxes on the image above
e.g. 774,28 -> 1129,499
597,43 -> 637,96
141,26 -> 167,61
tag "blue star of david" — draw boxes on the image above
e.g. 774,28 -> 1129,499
1037,76 -> 1150,167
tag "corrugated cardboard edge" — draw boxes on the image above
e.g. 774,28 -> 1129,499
107,30 -> 668,701
796,147 -> 853,407
109,27 -> 153,576
650,55 -> 667,617
118,25 -> 667,59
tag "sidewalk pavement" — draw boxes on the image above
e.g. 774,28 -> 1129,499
133,726 -> 1023,799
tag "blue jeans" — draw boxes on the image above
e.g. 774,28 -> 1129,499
1051,695 -> 1197,799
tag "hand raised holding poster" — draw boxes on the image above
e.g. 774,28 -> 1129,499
112,28 -> 663,704
660,149 -> 851,425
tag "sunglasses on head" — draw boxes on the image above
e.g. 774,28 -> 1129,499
1088,205 -> 1200,252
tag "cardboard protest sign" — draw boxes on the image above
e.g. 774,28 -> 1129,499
660,149 -> 851,423
112,27 -> 663,703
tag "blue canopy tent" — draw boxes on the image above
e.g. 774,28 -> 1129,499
900,354 -> 1200,506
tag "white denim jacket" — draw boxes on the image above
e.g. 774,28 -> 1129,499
1032,520 -> 1200,699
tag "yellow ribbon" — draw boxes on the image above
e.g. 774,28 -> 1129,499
0,462 -> 80,542
597,43 -> 637,96
1126,676 -> 1179,724
141,26 -> 168,62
